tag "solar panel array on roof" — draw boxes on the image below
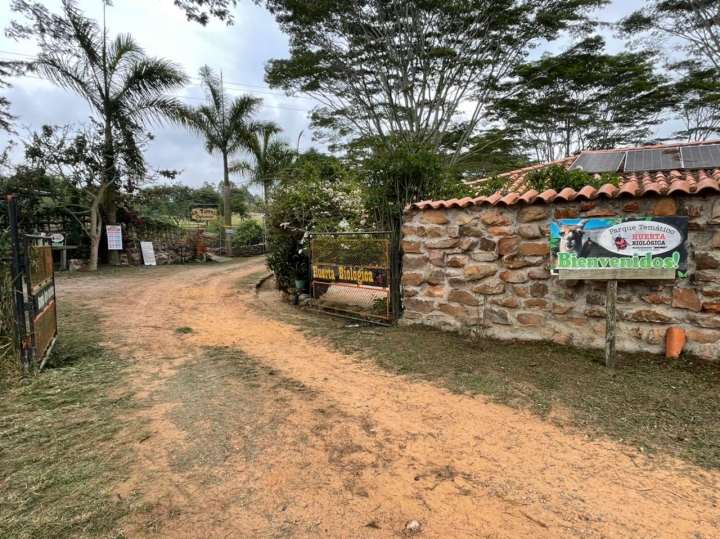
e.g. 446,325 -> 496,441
568,151 -> 625,173
625,148 -> 682,172
680,144 -> 720,169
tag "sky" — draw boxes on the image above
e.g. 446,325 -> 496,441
0,0 -> 664,189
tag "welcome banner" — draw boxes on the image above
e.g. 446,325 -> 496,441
312,264 -> 389,288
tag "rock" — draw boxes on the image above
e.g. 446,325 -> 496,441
498,236 -> 519,255
687,330 -> 720,344
420,211 -> 448,225
439,303 -> 469,317
472,280 -> 506,295
455,213 -> 478,226
478,237 -> 497,251
524,298 -> 547,309
528,267 -> 551,280
401,273 -> 424,286
518,224 -> 542,239
425,238 -> 460,249
448,290 -> 480,306
529,282 -> 548,297
687,314 -> 720,329
489,227 -> 513,236
485,307 -> 512,325
481,211 -> 512,227
673,288 -> 702,311
464,264 -> 498,281
401,240 -> 423,254
68,259 -> 88,272
425,226 -> 446,238
404,254 -> 429,270
460,224 -> 486,237
514,285 -> 530,297
580,202 -> 596,212
425,285 -> 446,298
470,251 -> 499,262
711,199 -> 720,224
701,288 -> 720,297
401,224 -> 425,237
517,206 -> 549,223
584,307 -> 606,318
518,242 -> 549,256
404,289 -> 419,298
647,329 -> 666,345
503,254 -> 541,269
428,251 -> 445,267
554,208 -> 579,219
404,298 -> 436,314
490,297 -> 518,308
712,232 -> 720,249
695,252 -> 720,270
641,293 -> 671,305
552,303 -> 571,314
517,312 -> 544,325
499,270 -> 529,283
586,209 -> 617,217
426,269 -> 445,286
630,309 -> 672,323
623,202 -> 640,212
447,255 -> 468,268
459,237 -> 478,252
693,271 -> 717,282
406,520 -> 421,533
448,226 -> 460,238
703,302 -> 720,313
650,198 -> 677,217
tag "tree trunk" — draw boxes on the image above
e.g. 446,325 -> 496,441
88,200 -> 102,271
223,152 -> 232,256
104,118 -> 119,266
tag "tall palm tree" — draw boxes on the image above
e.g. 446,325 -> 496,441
230,123 -> 295,203
34,0 -> 189,268
181,65 -> 264,254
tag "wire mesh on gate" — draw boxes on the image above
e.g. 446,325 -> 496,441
310,234 -> 392,323
28,245 -> 54,290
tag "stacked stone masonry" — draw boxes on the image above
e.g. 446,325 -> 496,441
401,195 -> 720,360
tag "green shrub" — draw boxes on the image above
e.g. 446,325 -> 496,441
232,219 -> 264,246
524,165 -> 621,193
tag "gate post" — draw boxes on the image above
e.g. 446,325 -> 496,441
6,195 -> 30,371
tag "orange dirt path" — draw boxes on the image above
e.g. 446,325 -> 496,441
57,259 -> 720,538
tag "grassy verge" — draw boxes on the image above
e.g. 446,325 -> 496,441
0,304 -> 136,538
277,309 -> 720,470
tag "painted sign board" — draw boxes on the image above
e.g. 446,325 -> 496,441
551,217 -> 688,279
34,281 -> 56,313
50,233 -> 65,247
106,225 -> 123,250
140,241 -> 157,266
191,208 -> 218,221
312,264 -> 388,288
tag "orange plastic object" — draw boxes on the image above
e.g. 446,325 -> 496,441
665,327 -> 686,359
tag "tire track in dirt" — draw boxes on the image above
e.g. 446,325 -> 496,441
57,260 -> 720,539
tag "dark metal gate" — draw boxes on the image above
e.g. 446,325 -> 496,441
6,195 -> 58,371
309,232 -> 400,325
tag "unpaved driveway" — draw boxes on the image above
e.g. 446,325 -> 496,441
58,259 -> 720,538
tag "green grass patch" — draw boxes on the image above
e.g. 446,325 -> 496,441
236,270 -> 269,291
175,326 -> 194,334
277,310 -> 720,470
0,304 -> 137,538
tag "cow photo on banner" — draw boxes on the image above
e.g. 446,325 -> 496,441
550,217 -> 689,277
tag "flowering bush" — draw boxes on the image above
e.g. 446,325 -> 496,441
265,151 -> 364,290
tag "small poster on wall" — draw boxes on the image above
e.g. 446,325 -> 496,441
140,242 -> 157,266
106,225 -> 123,250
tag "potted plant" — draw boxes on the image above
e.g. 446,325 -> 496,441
292,257 -> 308,291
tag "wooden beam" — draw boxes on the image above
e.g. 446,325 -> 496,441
605,280 -> 617,369
557,268 -> 675,280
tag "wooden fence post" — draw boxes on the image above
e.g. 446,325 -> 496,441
605,280 -> 617,368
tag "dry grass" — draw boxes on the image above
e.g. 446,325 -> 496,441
276,308 -> 720,470
0,304 -> 138,538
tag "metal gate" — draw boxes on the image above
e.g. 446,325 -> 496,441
6,195 -> 58,370
309,232 -> 400,325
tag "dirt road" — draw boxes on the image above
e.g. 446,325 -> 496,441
58,259 -> 720,538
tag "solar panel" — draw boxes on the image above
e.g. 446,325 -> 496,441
680,145 -> 720,169
568,152 -> 625,173
625,148 -> 682,172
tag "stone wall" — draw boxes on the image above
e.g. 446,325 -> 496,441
401,195 -> 720,360
120,239 -> 195,265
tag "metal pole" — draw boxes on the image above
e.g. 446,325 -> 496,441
7,195 -> 29,371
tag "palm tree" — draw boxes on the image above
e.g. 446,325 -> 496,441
34,0 -> 188,268
230,123 -> 295,203
181,65 -> 265,254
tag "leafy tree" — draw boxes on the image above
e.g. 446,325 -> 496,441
0,60 -> 26,133
10,0 -> 189,266
230,187 -> 249,218
172,0 -> 239,25
490,37 -> 671,162
22,123 -> 159,270
191,182 -> 223,208
180,65 -> 265,252
619,0 -> 720,71
669,60 -> 720,141
264,0 -> 606,159
233,219 -> 264,246
230,123 -> 294,202
134,183 -> 194,224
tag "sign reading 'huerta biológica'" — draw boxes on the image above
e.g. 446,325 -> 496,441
550,217 -> 689,277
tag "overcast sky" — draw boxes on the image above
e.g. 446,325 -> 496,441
0,0 -> 662,189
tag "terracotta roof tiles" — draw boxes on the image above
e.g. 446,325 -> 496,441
408,140 -> 720,211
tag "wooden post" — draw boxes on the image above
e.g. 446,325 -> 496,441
605,280 -> 617,368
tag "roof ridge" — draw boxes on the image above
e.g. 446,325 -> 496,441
581,139 -> 720,155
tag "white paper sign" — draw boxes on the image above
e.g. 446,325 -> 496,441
140,242 -> 157,266
106,225 -> 123,250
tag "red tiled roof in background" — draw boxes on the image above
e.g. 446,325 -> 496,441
407,140 -> 720,211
